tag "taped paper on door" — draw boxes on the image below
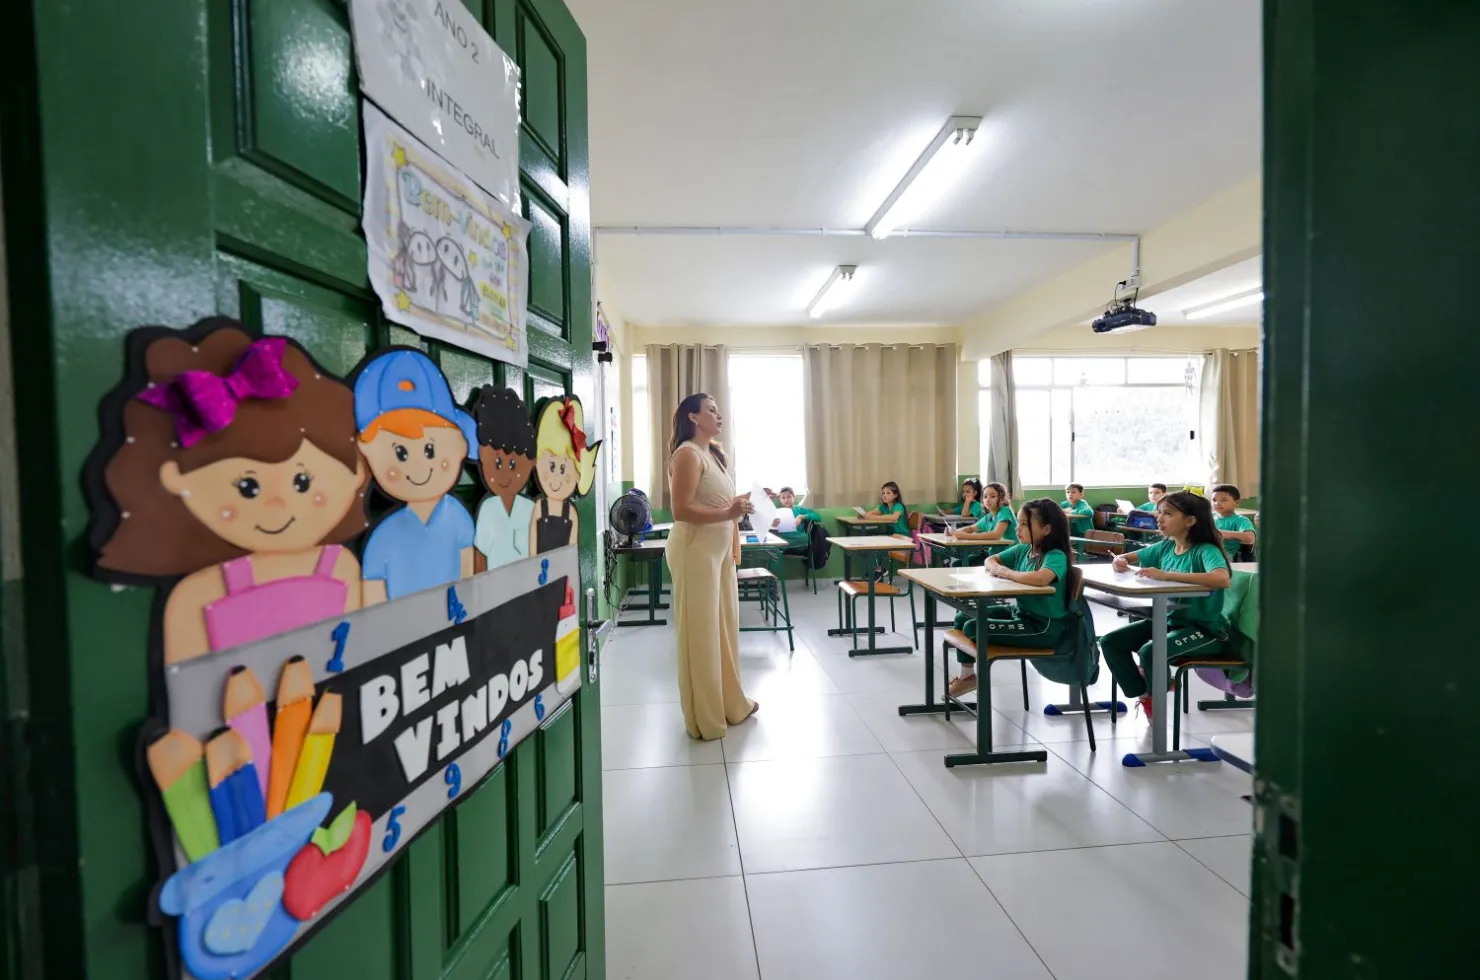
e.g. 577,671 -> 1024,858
362,102 -> 531,368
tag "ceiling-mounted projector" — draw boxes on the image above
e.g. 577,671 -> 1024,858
1092,278 -> 1157,334
1092,303 -> 1157,333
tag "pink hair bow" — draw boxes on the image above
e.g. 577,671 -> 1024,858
137,337 -> 300,447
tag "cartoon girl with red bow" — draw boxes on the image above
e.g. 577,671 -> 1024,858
90,320 -> 369,663
528,396 -> 602,555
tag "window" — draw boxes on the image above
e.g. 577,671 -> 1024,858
630,353 -> 652,491
981,355 -> 1203,486
727,354 -> 806,495
977,359 -> 992,477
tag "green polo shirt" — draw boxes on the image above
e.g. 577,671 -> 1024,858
776,504 -> 820,549
996,543 -> 1069,620
1214,514 -> 1256,557
880,501 -> 909,536
961,500 -> 984,519
1061,499 -> 1094,536
1136,540 -> 1230,631
973,506 -> 1017,541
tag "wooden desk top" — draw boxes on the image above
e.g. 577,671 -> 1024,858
917,532 -> 1014,548
1230,562 -> 1258,574
1071,535 -> 1125,549
611,538 -> 667,555
647,522 -> 674,535
1119,524 -> 1163,536
825,534 -> 915,551
739,532 -> 790,548
925,513 -> 976,524
837,514 -> 900,526
1077,563 -> 1211,596
900,566 -> 1055,598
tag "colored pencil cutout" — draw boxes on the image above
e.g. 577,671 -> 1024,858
224,665 -> 271,800
205,727 -> 267,845
146,729 -> 220,862
266,657 -> 315,819
285,692 -> 341,811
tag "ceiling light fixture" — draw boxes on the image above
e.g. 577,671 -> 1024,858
806,265 -> 858,319
865,116 -> 983,241
1184,288 -> 1264,321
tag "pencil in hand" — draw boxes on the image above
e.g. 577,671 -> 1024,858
205,727 -> 267,844
146,729 -> 219,861
225,665 -> 271,801
285,692 -> 341,812
266,657 -> 315,819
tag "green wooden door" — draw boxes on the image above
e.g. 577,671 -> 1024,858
4,0 -> 602,976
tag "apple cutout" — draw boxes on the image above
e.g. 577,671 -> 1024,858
282,806 -> 371,921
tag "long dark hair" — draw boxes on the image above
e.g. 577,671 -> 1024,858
669,392 -> 727,468
960,478 -> 983,508
881,481 -> 905,510
1161,491 -> 1221,548
1020,498 -> 1072,564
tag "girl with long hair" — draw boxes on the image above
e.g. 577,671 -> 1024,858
664,393 -> 758,740
948,499 -> 1075,696
951,481 -> 1016,542
1102,491 -> 1233,717
958,478 -> 985,519
864,481 -> 909,535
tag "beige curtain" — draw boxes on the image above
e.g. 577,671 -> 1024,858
803,344 -> 957,509
646,344 -> 729,509
1199,348 -> 1261,495
986,351 -> 1021,500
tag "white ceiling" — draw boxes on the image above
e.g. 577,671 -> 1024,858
1139,255 -> 1263,326
569,0 -> 1262,327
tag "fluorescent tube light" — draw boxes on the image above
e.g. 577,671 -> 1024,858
866,116 -> 982,240
1184,288 -> 1264,320
806,266 -> 858,319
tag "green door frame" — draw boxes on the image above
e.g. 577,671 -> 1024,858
1257,1 -> 1476,976
1,0 -> 603,976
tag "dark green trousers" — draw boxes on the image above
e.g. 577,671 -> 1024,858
1098,619 -> 1228,697
953,605 -> 1065,664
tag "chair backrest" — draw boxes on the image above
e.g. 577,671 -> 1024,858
907,510 -> 924,532
1064,563 -> 1084,603
1083,529 -> 1125,556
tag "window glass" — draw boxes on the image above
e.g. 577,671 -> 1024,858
727,354 -> 807,495
1052,357 -> 1126,386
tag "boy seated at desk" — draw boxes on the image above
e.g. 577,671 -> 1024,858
768,486 -> 820,551
1211,484 -> 1257,559
1060,483 -> 1094,536
1137,483 -> 1168,512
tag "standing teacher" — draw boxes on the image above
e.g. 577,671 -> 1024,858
665,393 -> 759,740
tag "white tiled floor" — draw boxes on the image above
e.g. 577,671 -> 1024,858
602,583 -> 1253,978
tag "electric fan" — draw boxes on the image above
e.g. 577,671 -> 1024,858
609,489 -> 652,548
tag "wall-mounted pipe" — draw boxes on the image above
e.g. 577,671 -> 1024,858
593,225 -> 1143,282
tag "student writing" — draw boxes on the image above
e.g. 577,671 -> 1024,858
947,499 -> 1073,697
1211,484 -> 1256,559
864,481 -> 910,535
1100,491 -> 1232,718
1060,483 -> 1094,536
951,482 -> 1015,542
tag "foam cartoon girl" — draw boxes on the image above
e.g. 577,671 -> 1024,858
528,397 -> 602,554
93,321 -> 369,664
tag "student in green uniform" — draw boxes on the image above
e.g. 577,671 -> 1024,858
947,499 -> 1073,697
951,481 -> 1015,541
1061,483 -> 1094,536
770,486 -> 820,550
1211,484 -> 1256,559
864,481 -> 910,535
1101,491 -> 1232,718
1137,483 -> 1168,512
957,478 -> 985,519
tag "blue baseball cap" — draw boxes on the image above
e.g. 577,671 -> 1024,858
353,349 -> 477,458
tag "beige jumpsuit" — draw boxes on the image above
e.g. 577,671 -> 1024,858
665,443 -> 756,740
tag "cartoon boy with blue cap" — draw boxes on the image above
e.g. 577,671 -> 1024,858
354,349 -> 477,605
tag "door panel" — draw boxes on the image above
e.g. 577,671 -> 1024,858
13,0 -> 599,975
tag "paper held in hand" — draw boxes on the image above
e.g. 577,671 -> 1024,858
748,485 -> 777,536
774,508 -> 798,534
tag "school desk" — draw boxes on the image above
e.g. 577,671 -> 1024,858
825,536 -> 917,657
737,531 -> 795,650
1078,564 -> 1219,767
896,567 -> 1056,768
835,514 -> 903,579
922,513 -> 976,533
646,522 -> 674,537
611,539 -> 668,627
1070,535 -> 1125,561
916,532 -> 1015,567
1211,733 -> 1255,774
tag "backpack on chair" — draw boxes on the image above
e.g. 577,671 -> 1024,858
1030,566 -> 1103,688
806,521 -> 832,570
